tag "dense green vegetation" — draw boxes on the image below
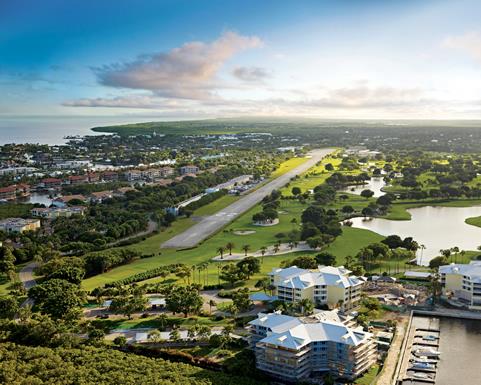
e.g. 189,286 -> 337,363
0,343 -> 266,385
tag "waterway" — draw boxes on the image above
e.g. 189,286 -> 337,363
350,205 -> 481,264
409,316 -> 481,385
340,176 -> 387,197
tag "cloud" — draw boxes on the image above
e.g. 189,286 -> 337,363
62,95 -> 180,109
443,31 -> 481,62
93,31 -> 262,99
232,66 -> 271,82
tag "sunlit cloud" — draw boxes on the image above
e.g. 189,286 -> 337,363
443,31 -> 481,62
93,31 -> 262,100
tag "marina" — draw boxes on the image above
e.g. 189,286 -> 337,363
395,313 -> 481,385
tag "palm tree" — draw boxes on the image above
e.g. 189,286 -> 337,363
217,246 -> 226,259
419,244 -> 426,266
273,243 -> 280,254
242,244 -> 250,256
157,314 -> 168,331
208,299 -> 216,314
460,249 -> 466,263
345,255 -> 354,269
225,242 -> 235,255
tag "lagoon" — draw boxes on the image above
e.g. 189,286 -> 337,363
340,176 -> 387,197
350,205 -> 481,264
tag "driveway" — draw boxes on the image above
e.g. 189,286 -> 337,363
162,148 -> 335,248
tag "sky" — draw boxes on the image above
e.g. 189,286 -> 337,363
1,0 -> 481,120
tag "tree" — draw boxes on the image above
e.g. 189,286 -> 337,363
341,205 -> 354,214
0,246 -> 16,278
291,186 -> 302,196
360,189 -> 374,199
165,284 -> 203,317
113,335 -> 127,347
29,279 -> 85,320
315,252 -> 336,266
225,242 -> 235,256
287,255 -> 317,269
298,298 -> 314,315
232,288 -> 252,312
110,293 -> 148,320
197,325 -> 211,340
241,244 -> 250,256
169,328 -> 181,342
157,314 -> 168,331
174,265 -> 192,284
0,295 -> 19,319
382,234 -> 404,249
429,256 -> 448,269
148,329 -> 163,342
236,256 -> 260,278
47,266 -> 85,285
217,246 -> 226,259
361,206 -> 374,218
255,278 -> 271,293
219,263 -> 244,287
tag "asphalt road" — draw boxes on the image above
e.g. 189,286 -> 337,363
162,148 -> 335,249
19,262 -> 38,308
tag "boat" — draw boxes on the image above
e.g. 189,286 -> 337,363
422,335 -> 437,341
413,347 -> 441,357
411,362 -> 435,370
412,372 -> 432,379
412,356 -> 438,364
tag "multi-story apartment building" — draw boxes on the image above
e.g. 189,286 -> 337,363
248,311 -> 377,382
269,266 -> 365,311
31,206 -> 86,219
0,184 -> 31,201
102,171 -> 119,182
124,170 -> 142,182
0,218 -> 41,233
180,165 -> 199,175
439,261 -> 481,310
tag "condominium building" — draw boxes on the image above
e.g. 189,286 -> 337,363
180,165 -> 199,175
269,266 -> 365,312
31,206 -> 86,219
248,311 -> 377,382
439,261 -> 481,310
0,218 -> 41,233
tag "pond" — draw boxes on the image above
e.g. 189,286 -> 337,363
25,192 -> 53,206
349,205 -> 481,264
339,177 -> 387,198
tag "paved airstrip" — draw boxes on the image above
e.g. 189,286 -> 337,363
162,148 -> 335,249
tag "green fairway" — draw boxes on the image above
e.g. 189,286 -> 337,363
466,215 -> 481,228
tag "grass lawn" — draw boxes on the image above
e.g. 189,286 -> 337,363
355,364 -> 381,385
94,314 -> 231,331
384,198 -> 481,220
465,215 -> 481,228
193,194 -> 239,216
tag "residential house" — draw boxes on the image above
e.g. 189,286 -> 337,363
52,194 -> 87,208
124,169 -> 142,182
68,175 -> 88,185
90,190 -> 113,203
102,171 -> 119,182
40,177 -> 63,189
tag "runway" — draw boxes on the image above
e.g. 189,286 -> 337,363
162,148 -> 335,249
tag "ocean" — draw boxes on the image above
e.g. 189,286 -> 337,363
0,116 -> 157,145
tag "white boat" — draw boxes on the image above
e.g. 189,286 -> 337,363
413,347 -> 441,357
412,356 -> 438,364
412,362 -> 435,370
412,372 -> 432,379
